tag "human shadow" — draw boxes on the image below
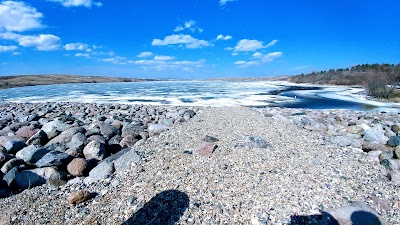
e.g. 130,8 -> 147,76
123,190 -> 189,225
289,210 -> 382,225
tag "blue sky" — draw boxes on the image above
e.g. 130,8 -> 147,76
0,0 -> 399,79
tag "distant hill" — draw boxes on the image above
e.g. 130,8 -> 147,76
0,74 -> 157,89
288,63 -> 400,86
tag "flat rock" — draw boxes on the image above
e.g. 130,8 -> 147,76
84,160 -> 114,184
148,124 -> 169,136
15,167 -> 67,189
362,141 -> 389,152
196,142 -> 217,157
41,120 -> 71,139
363,124 -> 388,145
15,126 -> 39,139
114,149 -> 141,173
35,151 -> 73,168
16,145 -> 50,164
238,135 -> 271,149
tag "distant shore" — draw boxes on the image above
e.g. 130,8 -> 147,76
0,74 -> 160,90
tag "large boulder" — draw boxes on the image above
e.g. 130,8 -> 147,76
84,160 -> 114,184
121,123 -> 144,138
99,123 -> 120,139
15,167 -> 67,189
26,130 -> 48,146
66,133 -> 86,151
16,145 -> 50,165
15,126 -> 39,139
0,136 -> 26,154
0,152 -> 14,168
35,151 -> 73,168
114,149 -> 141,173
1,158 -> 24,174
83,140 -> 107,160
41,120 -> 71,139
45,127 -> 85,147
363,124 -> 388,145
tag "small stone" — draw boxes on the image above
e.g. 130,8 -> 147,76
67,190 -> 91,204
67,158 -> 88,177
196,142 -> 217,157
203,135 -> 219,143
387,136 -> 400,147
148,124 -> 169,136
238,135 -> 271,149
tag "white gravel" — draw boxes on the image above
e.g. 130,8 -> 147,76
1,106 -> 399,224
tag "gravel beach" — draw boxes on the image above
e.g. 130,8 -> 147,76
0,103 -> 399,224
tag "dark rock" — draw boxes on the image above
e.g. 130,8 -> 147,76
26,130 -> 48,146
35,151 -> 73,168
203,135 -> 219,143
67,158 -> 88,177
391,124 -> 400,133
1,158 -> 24,174
3,167 -> 18,187
387,136 -> 400,147
15,167 -> 67,189
0,136 -> 26,154
0,152 -> 14,168
16,145 -> 50,165
380,159 -> 400,171
99,123 -> 119,139
83,140 -> 107,160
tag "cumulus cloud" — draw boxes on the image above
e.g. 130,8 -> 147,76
219,0 -> 237,6
235,51 -> 283,67
232,39 -> 279,52
173,20 -> 203,33
102,56 -> 128,65
46,0 -> 102,8
154,55 -> 174,61
0,45 -> 18,52
17,34 -> 61,51
137,51 -> 153,58
0,1 -> 43,32
64,42 -> 89,51
152,34 -> 211,49
216,34 -> 232,41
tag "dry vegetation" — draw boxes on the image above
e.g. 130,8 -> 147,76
0,74 -> 155,89
288,64 -> 400,100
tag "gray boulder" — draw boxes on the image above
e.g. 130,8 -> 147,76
45,127 -> 85,147
114,149 -> 141,173
0,152 -> 14,168
0,136 -> 26,154
363,124 -> 388,145
99,123 -> 119,139
3,167 -> 18,187
84,160 -> 114,184
121,123 -> 144,138
183,110 -> 196,121
35,151 -> 73,168
83,140 -> 107,160
66,132 -> 86,151
16,145 -> 50,164
41,120 -> 71,139
362,142 -> 388,152
15,167 -> 67,189
387,136 -> 400,147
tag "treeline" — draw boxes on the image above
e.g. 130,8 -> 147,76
288,64 -> 400,98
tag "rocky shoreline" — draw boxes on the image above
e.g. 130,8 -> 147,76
0,103 -> 399,224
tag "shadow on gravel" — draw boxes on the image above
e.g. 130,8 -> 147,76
289,211 -> 382,225
123,190 -> 189,225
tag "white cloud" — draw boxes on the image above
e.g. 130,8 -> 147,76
266,39 -> 278,48
219,0 -> 237,6
154,55 -> 174,61
173,20 -> 203,33
232,52 -> 238,56
102,56 -> 128,64
17,34 -> 61,50
137,51 -> 153,58
0,1 -> 43,32
216,34 -> 232,40
233,39 -> 279,52
75,52 -> 90,58
224,47 -> 233,51
0,45 -> 18,52
235,51 -> 282,67
152,34 -> 211,49
234,39 -> 264,52
46,0 -> 102,8
64,42 -> 89,50
12,51 -> 21,55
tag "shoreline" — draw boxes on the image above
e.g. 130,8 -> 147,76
0,102 -> 399,224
